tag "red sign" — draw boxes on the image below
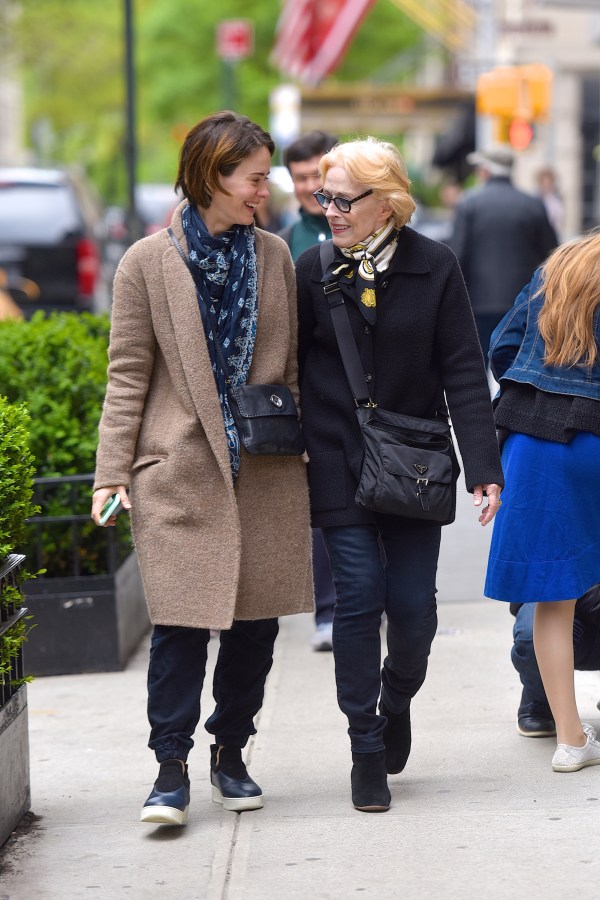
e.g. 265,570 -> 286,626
217,20 -> 254,62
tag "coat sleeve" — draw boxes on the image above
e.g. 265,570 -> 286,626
488,280 -> 532,383
281,249 -> 301,409
295,248 -> 318,380
434,256 -> 504,490
93,253 -> 157,490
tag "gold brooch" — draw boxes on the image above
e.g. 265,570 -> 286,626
361,288 -> 376,308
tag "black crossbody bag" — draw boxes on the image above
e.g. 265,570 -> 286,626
169,228 -> 305,456
320,240 -> 459,523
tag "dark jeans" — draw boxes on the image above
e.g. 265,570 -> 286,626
147,618 -> 279,762
512,603 -> 600,719
474,312 -> 503,368
322,521 -> 441,753
313,528 -> 336,627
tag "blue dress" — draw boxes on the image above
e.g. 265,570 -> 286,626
485,431 -> 600,603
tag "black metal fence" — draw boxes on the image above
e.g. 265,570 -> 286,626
0,554 -> 27,708
26,473 -> 131,579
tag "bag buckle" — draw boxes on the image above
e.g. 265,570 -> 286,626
416,478 -> 430,512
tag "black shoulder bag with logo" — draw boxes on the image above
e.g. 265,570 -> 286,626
319,240 -> 459,523
169,228 -> 305,456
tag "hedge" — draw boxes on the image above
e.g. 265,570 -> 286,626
0,396 -> 37,690
0,311 -> 111,477
0,397 -> 37,560
0,313 -> 131,576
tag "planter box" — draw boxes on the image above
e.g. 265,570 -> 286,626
22,550 -> 150,677
22,474 -> 150,677
0,686 -> 30,848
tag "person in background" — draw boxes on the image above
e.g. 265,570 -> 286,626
280,130 -> 339,652
279,130 -> 339,260
510,585 -> 600,738
485,232 -> 600,773
536,166 -> 565,240
297,137 -> 503,813
92,111 -> 313,826
449,145 -> 557,366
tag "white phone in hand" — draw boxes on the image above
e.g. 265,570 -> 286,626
99,494 -> 123,525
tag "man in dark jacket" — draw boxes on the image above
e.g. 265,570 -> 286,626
280,131 -> 339,652
511,586 -> 600,737
450,145 -> 557,365
279,131 -> 338,262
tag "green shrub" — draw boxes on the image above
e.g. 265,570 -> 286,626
0,313 -> 132,577
0,397 -> 37,692
0,397 -> 37,559
0,311 -> 111,476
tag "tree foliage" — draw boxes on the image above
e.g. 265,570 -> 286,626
12,0 -> 424,201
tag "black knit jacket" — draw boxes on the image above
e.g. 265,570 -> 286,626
494,381 -> 600,447
296,227 -> 504,528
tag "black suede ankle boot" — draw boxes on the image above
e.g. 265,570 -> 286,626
380,701 -> 412,774
351,750 -> 391,812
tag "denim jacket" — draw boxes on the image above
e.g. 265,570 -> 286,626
489,269 -> 600,401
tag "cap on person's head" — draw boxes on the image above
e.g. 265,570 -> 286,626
466,145 -> 514,176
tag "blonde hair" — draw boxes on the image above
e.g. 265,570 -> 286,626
537,231 -> 600,368
319,137 -> 416,228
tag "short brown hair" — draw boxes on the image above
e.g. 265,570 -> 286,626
175,110 -> 275,209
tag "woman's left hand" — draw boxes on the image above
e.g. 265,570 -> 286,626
473,483 -> 502,526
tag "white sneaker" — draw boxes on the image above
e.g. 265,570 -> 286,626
311,622 -> 333,652
552,731 -> 600,772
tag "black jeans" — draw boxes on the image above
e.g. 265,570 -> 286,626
512,603 -> 600,719
147,618 -> 279,762
323,521 -> 441,753
474,312 -> 503,368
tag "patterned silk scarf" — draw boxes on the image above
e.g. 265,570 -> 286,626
323,220 -> 399,324
182,204 -> 258,482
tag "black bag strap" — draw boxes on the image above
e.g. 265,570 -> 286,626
319,240 -> 373,407
168,226 -> 234,384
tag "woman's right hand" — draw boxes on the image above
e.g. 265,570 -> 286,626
91,485 -> 131,526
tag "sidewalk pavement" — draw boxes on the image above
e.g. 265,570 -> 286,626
1,484 -> 600,900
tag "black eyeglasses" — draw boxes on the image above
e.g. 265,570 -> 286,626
313,189 -> 373,213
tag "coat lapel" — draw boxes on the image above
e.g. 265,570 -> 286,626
163,206 -> 233,487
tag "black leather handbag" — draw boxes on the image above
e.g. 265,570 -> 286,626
169,228 -> 305,457
320,241 -> 459,523
228,382 -> 305,456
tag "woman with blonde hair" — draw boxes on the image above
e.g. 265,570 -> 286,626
486,231 -> 600,772
296,137 -> 503,811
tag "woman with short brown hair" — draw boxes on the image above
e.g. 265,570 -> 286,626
92,111 -> 312,825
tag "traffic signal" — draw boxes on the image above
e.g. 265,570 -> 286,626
477,64 -> 552,121
508,118 -> 535,151
476,64 -> 552,150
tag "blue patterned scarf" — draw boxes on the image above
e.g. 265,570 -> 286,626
182,204 -> 258,482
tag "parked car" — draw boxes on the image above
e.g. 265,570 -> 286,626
0,167 -> 107,315
136,183 -> 180,234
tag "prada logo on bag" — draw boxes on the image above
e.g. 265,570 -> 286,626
270,394 -> 283,408
413,464 -> 428,475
